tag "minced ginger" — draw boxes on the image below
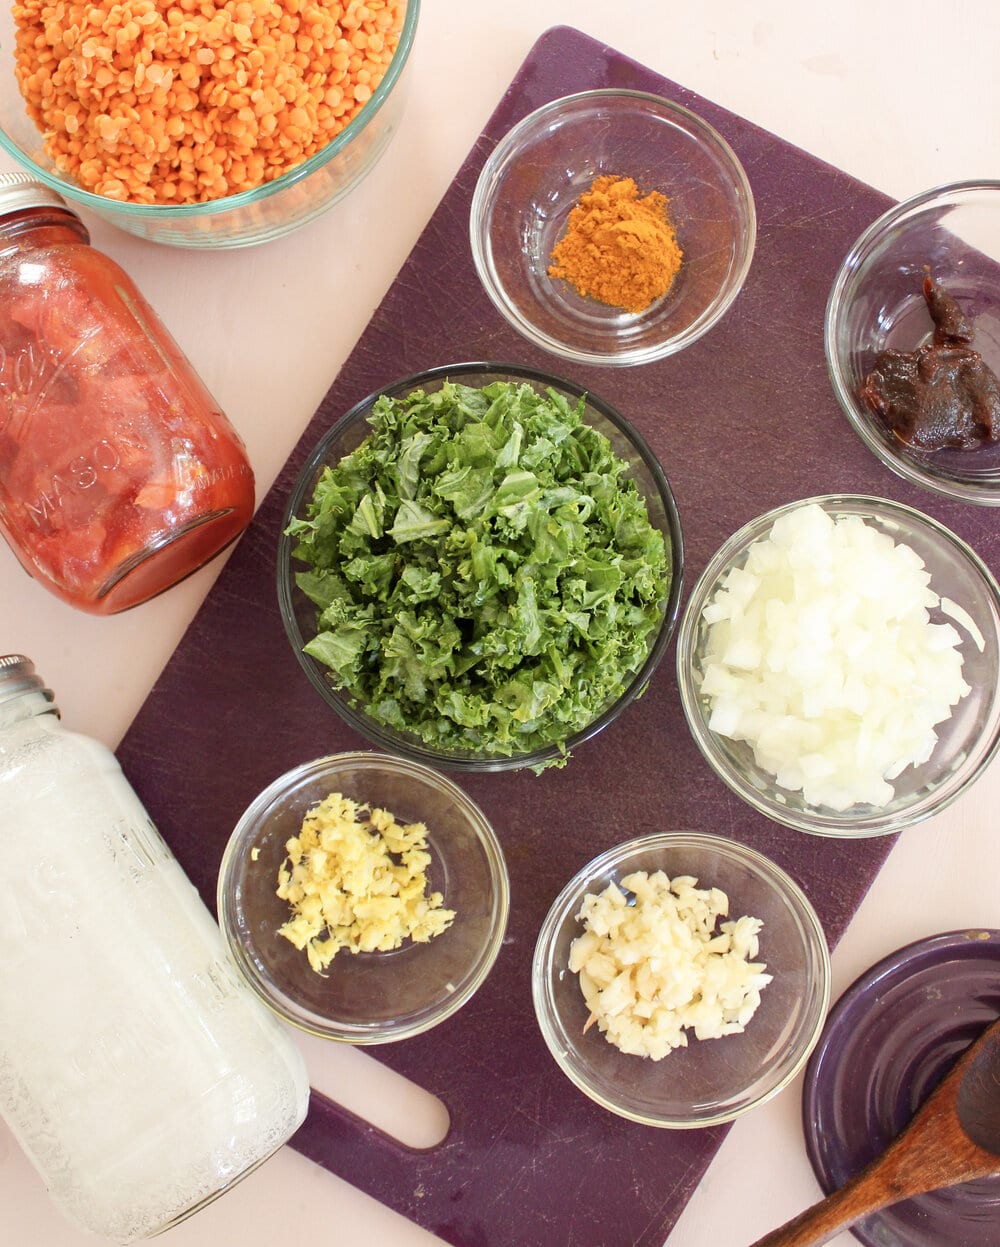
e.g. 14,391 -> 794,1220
275,791 -> 455,974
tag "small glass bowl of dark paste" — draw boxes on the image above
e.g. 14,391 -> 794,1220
826,181 -> 1000,507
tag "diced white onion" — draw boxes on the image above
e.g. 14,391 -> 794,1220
698,504 -> 973,811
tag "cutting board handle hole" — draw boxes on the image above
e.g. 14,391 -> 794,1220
299,1032 -> 450,1151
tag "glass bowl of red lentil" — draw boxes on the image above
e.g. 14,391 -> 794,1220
0,0 -> 418,248
470,89 -> 757,367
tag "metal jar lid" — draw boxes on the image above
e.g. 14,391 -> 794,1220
0,654 -> 55,710
0,170 -> 75,218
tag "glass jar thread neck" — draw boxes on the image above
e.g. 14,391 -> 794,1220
0,208 -> 89,253
0,655 -> 58,721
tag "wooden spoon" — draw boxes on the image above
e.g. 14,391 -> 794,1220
747,1015 -> 1000,1247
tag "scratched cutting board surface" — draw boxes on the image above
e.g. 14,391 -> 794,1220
117,25 -> 1000,1247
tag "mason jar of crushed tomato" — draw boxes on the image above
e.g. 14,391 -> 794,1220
0,172 -> 255,613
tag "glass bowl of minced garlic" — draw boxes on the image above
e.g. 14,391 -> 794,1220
531,831 -> 830,1127
470,89 -> 756,366
217,751 -> 509,1043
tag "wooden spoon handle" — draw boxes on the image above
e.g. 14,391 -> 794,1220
745,1164 -> 899,1247
750,1019 -> 1000,1247
745,1169 -> 892,1247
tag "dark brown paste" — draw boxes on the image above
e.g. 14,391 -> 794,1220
859,275 -> 1000,451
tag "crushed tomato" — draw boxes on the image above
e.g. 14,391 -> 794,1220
0,212 -> 254,612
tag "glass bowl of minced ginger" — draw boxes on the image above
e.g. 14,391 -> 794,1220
470,89 -> 757,367
0,0 -> 419,247
217,752 -> 510,1043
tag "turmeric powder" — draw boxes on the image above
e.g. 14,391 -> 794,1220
548,175 -> 683,314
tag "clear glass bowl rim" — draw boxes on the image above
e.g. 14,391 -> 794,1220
469,87 -> 757,367
216,749 -> 511,1044
824,178 -> 1000,507
276,359 -> 685,772
0,0 -> 420,219
530,829 -> 832,1128
676,492 -> 1000,836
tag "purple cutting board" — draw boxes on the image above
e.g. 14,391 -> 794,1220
117,25 -> 1000,1247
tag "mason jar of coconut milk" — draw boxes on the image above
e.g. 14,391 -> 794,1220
0,654 -> 310,1243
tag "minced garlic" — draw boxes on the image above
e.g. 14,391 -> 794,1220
569,870 -> 771,1060
275,792 -> 455,974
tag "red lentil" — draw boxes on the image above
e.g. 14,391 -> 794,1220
12,0 -> 406,204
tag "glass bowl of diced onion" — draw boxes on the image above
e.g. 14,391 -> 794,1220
217,751 -> 509,1043
676,495 -> 1000,837
531,831 -> 830,1128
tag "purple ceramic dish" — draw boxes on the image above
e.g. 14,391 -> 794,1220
803,929 -> 1000,1247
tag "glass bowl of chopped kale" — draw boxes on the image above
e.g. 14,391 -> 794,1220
278,363 -> 683,771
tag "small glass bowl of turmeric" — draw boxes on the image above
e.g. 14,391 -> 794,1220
0,0 -> 418,248
470,89 -> 756,367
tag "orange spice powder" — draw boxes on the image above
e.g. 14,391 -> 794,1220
548,175 -> 683,314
